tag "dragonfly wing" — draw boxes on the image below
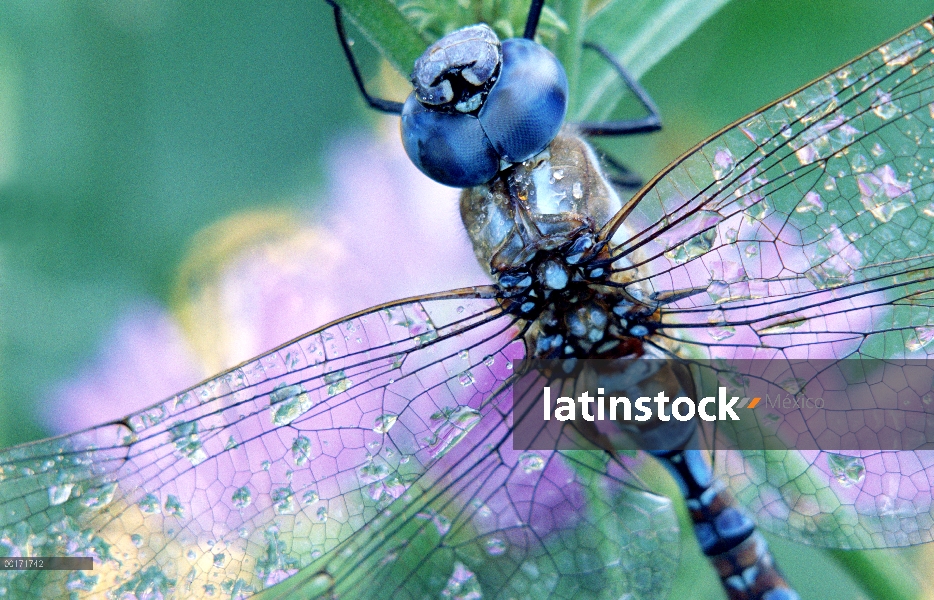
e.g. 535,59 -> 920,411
604,19 -> 934,549
0,289 -> 679,598
259,390 -> 680,600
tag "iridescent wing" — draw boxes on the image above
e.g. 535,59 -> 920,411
604,18 -> 934,549
0,290 -> 678,599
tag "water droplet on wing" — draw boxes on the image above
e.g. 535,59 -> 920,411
827,454 -> 865,487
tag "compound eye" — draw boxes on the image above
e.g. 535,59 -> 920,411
400,93 -> 500,188
478,38 -> 568,163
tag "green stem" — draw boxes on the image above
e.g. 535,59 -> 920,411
333,0 -> 429,76
552,0 -> 586,116
827,549 -> 920,600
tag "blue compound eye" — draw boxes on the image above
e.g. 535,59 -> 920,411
400,94 -> 499,188
400,24 -> 568,188
478,38 -> 568,164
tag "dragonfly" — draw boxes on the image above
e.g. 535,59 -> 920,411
2,1 -> 934,599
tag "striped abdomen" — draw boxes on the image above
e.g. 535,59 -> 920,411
653,449 -> 800,600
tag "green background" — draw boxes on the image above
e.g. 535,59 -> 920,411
0,1 -> 931,598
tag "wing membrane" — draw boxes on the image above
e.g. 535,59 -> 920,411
0,292 -> 515,597
603,18 -> 934,548
266,382 -> 679,600
0,289 -> 680,599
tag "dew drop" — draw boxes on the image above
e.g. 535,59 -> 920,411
292,435 -> 312,466
272,487 -> 294,514
417,510 -> 451,536
486,537 -> 506,555
82,482 -> 117,508
827,454 -> 865,487
795,190 -> 825,214
850,153 -> 870,174
709,324 -> 735,341
316,506 -> 328,522
712,148 -> 735,180
232,486 -> 252,509
139,493 -> 161,514
170,420 -> 208,466
269,383 -> 315,426
427,406 -> 482,459
519,452 -> 545,473
373,414 -> 398,434
131,534 -> 144,548
48,484 -> 74,506
872,90 -> 900,120
324,370 -> 353,396
442,562 -> 481,599
664,228 -> 717,264
303,490 -> 320,505
906,326 -> 934,351
164,495 -> 184,518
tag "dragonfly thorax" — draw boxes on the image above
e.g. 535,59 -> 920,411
460,130 -> 656,358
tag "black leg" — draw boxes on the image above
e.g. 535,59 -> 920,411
575,42 -> 662,137
599,150 -> 644,190
328,0 -> 404,114
523,0 -> 546,40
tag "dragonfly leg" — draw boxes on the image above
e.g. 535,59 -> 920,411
523,0 -> 546,39
328,0 -> 404,114
598,150 -> 644,190
575,42 -> 662,137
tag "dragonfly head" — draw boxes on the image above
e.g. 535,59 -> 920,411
401,24 -> 568,188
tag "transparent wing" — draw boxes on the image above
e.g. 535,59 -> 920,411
263,381 -> 679,600
602,18 -> 934,549
0,290 -> 678,599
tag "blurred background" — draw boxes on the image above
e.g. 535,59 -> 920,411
0,0 -> 931,597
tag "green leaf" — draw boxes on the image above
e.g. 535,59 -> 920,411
574,0 -> 731,120
827,549 -> 921,600
332,0 -> 730,119
330,0 -> 430,76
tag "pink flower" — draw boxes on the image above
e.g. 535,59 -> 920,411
46,122 -> 489,432
44,302 -> 202,434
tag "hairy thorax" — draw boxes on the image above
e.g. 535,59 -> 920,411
459,128 -> 659,360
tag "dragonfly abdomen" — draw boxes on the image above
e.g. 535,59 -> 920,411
655,449 -> 800,600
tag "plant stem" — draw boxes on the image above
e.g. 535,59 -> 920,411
827,548 -> 920,600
